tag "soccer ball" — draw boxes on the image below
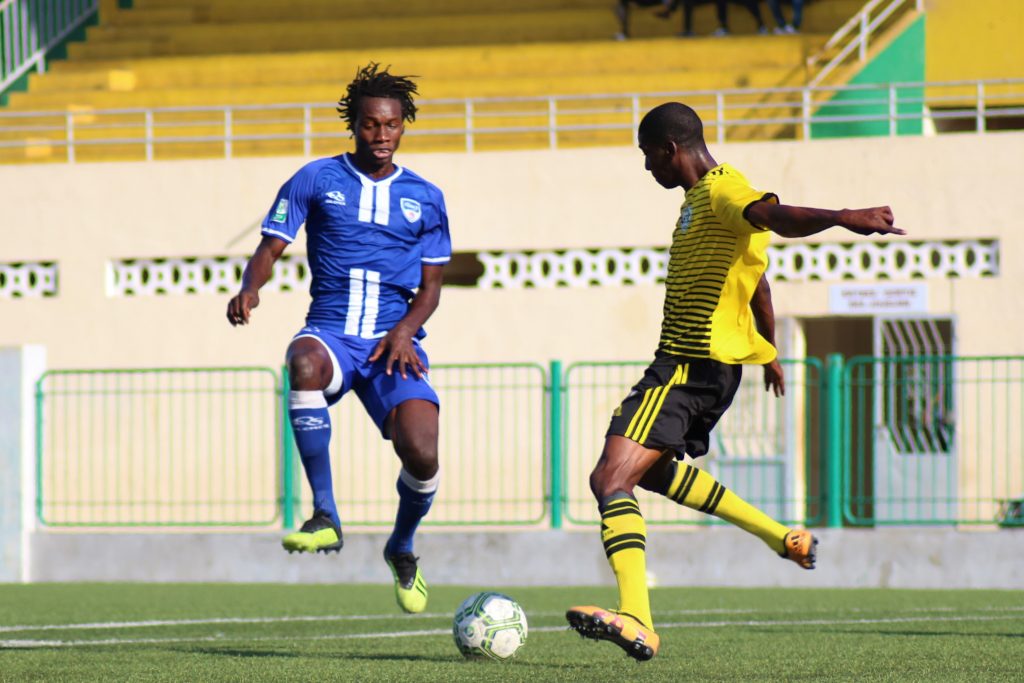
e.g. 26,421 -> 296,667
452,591 -> 528,661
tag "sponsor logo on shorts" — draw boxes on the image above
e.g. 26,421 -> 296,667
272,198 -> 289,223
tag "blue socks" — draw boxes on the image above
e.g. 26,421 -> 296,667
386,469 -> 439,556
289,390 -> 340,527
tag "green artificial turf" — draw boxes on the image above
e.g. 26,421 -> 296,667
1,584 -> 1022,682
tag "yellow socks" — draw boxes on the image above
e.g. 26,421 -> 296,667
665,461 -> 789,555
600,493 -> 653,629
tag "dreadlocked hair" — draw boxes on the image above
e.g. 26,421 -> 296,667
336,62 -> 419,132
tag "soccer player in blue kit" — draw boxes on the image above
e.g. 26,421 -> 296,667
227,64 -> 450,614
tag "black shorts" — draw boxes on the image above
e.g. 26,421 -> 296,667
606,354 -> 742,458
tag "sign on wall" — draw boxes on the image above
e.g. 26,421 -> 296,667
829,283 -> 929,314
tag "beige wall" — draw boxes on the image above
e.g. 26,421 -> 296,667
4,131 -> 1024,370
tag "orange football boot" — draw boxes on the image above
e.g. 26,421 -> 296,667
566,605 -> 660,661
781,529 -> 818,569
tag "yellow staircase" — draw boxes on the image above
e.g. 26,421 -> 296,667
2,0 -> 866,163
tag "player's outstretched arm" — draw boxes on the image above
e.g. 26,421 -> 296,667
368,264 -> 444,379
226,235 -> 287,326
751,275 -> 785,397
747,202 -> 905,239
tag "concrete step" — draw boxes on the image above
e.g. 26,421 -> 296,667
75,1 -> 858,61
122,0 -> 865,33
35,36 -> 818,93
75,10 -> 623,58
8,66 -> 801,110
128,0 -> 609,22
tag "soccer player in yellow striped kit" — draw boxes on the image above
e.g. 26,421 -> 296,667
566,102 -> 904,661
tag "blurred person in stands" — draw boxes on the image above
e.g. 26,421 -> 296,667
767,0 -> 804,33
615,0 -> 676,40
227,63 -> 450,616
658,0 -> 769,37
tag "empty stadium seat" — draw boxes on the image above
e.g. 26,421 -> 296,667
1,0 -> 867,163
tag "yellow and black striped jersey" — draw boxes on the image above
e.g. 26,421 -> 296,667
657,163 -> 777,364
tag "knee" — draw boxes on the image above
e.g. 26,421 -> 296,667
402,448 -> 438,480
589,461 -> 622,502
288,352 -> 325,390
395,430 -> 439,480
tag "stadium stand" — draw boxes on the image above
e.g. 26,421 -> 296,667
0,0 -> 870,162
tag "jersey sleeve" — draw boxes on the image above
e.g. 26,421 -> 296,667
710,176 -> 778,236
260,163 -> 317,244
420,189 -> 452,265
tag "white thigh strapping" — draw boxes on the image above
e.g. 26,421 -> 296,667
292,333 -> 343,396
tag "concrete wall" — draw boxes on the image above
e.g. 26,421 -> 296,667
7,131 -> 1024,586
4,132 -> 1024,369
28,528 -> 1024,589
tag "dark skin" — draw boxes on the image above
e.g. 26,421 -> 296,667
590,128 -> 905,502
226,96 -> 441,480
752,274 -> 785,397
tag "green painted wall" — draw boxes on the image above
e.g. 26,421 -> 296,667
0,8 -> 100,106
812,15 -> 926,139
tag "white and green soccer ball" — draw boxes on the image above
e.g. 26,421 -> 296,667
452,591 -> 528,661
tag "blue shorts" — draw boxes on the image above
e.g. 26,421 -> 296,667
292,326 -> 439,439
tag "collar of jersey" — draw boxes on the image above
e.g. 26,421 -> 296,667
341,153 -> 404,185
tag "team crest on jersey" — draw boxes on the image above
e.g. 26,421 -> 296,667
677,204 -> 692,236
400,198 -> 422,223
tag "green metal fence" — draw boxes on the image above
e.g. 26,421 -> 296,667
35,367 -> 283,526
842,355 -> 1024,527
36,363 -> 550,528
33,356 -> 1024,528
561,359 -> 825,526
285,363 -> 550,527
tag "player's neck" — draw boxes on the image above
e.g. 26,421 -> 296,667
681,149 -> 718,190
348,151 -> 396,180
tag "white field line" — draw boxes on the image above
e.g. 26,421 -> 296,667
3,613 -> 1024,649
0,612 -> 448,634
2,605 -> 1022,636
0,608 -> 758,635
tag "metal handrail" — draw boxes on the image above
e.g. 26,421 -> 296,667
1,78 -> 1022,162
807,0 -> 924,87
0,0 -> 98,94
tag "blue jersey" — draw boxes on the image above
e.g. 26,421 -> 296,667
261,153 -> 451,339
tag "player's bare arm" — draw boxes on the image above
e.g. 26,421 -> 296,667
751,275 -> 785,397
226,235 -> 287,326
752,275 -> 785,396
369,264 -> 444,379
747,202 -> 904,238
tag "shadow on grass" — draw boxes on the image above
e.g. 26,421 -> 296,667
174,647 -> 302,659
177,646 -> 456,664
180,646 -> 576,668
343,653 -> 574,669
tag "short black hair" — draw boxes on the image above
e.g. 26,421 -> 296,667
638,102 -> 705,149
336,62 -> 419,132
